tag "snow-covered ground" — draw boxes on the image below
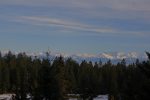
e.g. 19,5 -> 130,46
0,94 -> 108,100
68,98 -> 78,100
93,95 -> 108,100
0,94 -> 15,100
68,94 -> 108,100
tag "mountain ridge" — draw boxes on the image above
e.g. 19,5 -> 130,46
0,51 -> 147,64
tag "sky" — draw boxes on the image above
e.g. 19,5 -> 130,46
0,0 -> 150,54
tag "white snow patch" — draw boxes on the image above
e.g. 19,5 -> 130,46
0,94 -> 15,100
93,95 -> 108,100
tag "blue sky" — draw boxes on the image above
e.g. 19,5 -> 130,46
0,0 -> 150,54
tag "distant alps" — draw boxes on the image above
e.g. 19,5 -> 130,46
1,51 -> 148,64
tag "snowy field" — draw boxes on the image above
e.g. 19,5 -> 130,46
68,95 -> 108,100
0,94 -> 108,100
93,95 -> 108,100
0,94 -> 15,100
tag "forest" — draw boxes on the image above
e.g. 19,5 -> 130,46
0,51 -> 150,100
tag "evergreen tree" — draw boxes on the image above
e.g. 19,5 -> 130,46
51,56 -> 68,100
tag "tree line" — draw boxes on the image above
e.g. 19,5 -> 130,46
0,51 -> 150,100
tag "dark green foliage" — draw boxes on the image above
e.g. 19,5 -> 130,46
136,52 -> 150,100
0,51 -> 150,100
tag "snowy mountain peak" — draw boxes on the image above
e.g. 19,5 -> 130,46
100,53 -> 114,59
0,51 -> 148,63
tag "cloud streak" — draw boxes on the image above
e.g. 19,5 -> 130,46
15,16 -> 117,34
0,0 -> 150,54
11,16 -> 149,36
1,0 -> 150,36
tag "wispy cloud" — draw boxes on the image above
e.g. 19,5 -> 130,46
1,0 -> 150,36
14,16 -> 117,34
12,16 -> 149,36
0,0 -> 149,53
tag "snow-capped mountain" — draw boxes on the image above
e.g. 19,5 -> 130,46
97,52 -> 146,60
0,51 -> 148,64
70,52 -> 147,64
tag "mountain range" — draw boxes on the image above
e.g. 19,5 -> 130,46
1,51 -> 148,64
